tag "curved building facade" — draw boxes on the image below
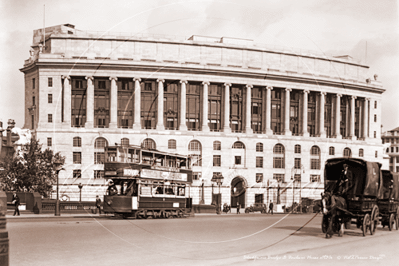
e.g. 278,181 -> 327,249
20,24 -> 384,206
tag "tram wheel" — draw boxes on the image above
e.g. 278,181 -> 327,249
389,213 -> 395,231
153,212 -> 158,219
164,212 -> 170,219
362,214 -> 370,237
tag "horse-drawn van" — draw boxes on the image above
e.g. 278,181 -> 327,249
377,170 -> 399,230
322,158 -> 383,237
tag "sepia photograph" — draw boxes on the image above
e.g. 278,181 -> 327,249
0,0 -> 398,265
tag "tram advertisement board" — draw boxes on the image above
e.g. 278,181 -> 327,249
141,169 -> 187,181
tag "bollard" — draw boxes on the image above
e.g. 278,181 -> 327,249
0,196 -> 9,266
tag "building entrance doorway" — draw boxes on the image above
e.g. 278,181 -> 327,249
231,176 -> 246,208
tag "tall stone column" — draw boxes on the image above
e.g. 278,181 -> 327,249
363,98 -> 369,139
302,90 -> 309,137
202,81 -> 210,132
133,77 -> 141,130
62,75 -> 71,126
284,88 -> 292,136
245,84 -> 253,134
156,79 -> 165,131
109,76 -> 118,129
335,94 -> 342,139
350,95 -> 357,140
265,86 -> 273,135
319,92 -> 326,138
223,83 -> 231,133
85,76 -> 94,128
179,80 -> 188,131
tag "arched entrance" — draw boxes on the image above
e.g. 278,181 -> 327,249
231,176 -> 246,208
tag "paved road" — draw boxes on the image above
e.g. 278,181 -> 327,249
6,213 -> 399,266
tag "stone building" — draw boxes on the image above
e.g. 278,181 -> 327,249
382,127 -> 399,172
20,24 -> 384,206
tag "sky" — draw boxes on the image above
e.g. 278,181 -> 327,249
1,0 -> 398,131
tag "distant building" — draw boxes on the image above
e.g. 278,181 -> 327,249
20,24 -> 385,205
382,127 -> 399,172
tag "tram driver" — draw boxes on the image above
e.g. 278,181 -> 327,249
107,180 -> 118,196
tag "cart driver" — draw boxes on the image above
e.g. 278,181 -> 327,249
336,164 -> 353,198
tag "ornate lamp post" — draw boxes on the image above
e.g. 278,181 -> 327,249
199,178 -> 205,204
54,158 -> 65,216
78,183 -> 83,202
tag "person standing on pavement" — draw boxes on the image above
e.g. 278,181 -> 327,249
236,202 -> 240,214
269,201 -> 274,215
96,195 -> 102,215
12,191 -> 20,216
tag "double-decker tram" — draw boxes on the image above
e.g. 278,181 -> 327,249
103,145 -> 193,219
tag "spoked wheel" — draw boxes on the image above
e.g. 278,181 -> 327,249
362,214 -> 370,237
388,213 -> 395,231
370,206 -> 379,235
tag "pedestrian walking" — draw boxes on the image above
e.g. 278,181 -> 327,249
269,201 -> 274,215
12,191 -> 20,216
236,202 -> 240,214
96,195 -> 102,215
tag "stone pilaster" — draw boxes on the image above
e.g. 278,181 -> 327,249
202,81 -> 210,132
62,75 -> 71,126
350,95 -> 357,140
156,79 -> 165,130
223,83 -> 231,133
265,86 -> 273,135
133,77 -> 141,130
109,76 -> 118,129
319,92 -> 327,138
85,76 -> 94,128
245,84 -> 253,134
284,88 -> 292,136
335,94 -> 342,139
179,80 -> 188,131
302,90 -> 309,137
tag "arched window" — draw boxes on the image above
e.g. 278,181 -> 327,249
273,144 -> 285,168
232,141 -> 245,149
294,144 -> 301,154
343,147 -> 352,157
94,137 -> 108,164
359,148 -> 364,157
256,143 -> 263,152
73,137 -> 81,147
188,140 -> 202,166
168,139 -> 176,149
310,145 -> 320,170
213,141 -> 221,150
329,146 -> 335,156
121,138 -> 129,147
142,138 -> 156,149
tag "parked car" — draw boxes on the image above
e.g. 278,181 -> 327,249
245,203 -> 267,213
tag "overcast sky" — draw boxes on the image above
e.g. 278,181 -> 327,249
1,0 -> 398,131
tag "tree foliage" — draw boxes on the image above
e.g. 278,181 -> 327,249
0,138 -> 65,197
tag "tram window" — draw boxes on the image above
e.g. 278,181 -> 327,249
107,151 -> 117,162
140,184 -> 152,196
177,186 -> 185,196
165,186 -> 174,195
153,184 -> 163,195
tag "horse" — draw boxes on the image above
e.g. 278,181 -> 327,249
321,191 -> 348,238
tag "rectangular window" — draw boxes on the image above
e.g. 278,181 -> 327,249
32,78 -> 35,89
396,166 -> 399,173
213,141 -> 221,150
310,175 -> 320,182
32,96 -> 35,106
47,137 -> 52,147
273,157 -> 284,169
256,173 -> 263,183
192,172 -> 202,181
73,152 -> 82,164
94,152 -> 105,164
374,131 -> 377,138
374,114 -> 377,122
73,170 -> 81,178
310,159 -> 320,170
235,156 -> 242,165
48,94 -> 53,103
256,157 -> 263,168
48,114 -> 53,123
31,115 -> 34,129
375,151 -> 378,158
48,77 -> 53,87
213,155 -> 221,167
294,158 -> 301,169
94,170 -> 104,179
73,138 -> 81,147
374,101 -> 377,109
396,147 -> 399,153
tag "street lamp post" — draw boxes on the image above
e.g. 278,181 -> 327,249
78,183 -> 83,202
54,158 -> 64,216
200,179 -> 205,204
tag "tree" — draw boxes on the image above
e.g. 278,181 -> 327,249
0,138 -> 65,197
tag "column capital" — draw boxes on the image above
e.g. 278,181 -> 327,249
303,89 -> 310,94
336,93 -> 342,98
202,81 -> 210,86
246,84 -> 253,89
109,76 -> 118,81
320,91 -> 327,96
180,80 -> 188,84
351,95 -> 357,100
133,77 -> 141,82
266,86 -> 273,91
85,76 -> 94,81
157,79 -> 165,83
285,87 -> 292,92
365,97 -> 371,101
62,75 -> 70,80
224,83 -> 232,87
